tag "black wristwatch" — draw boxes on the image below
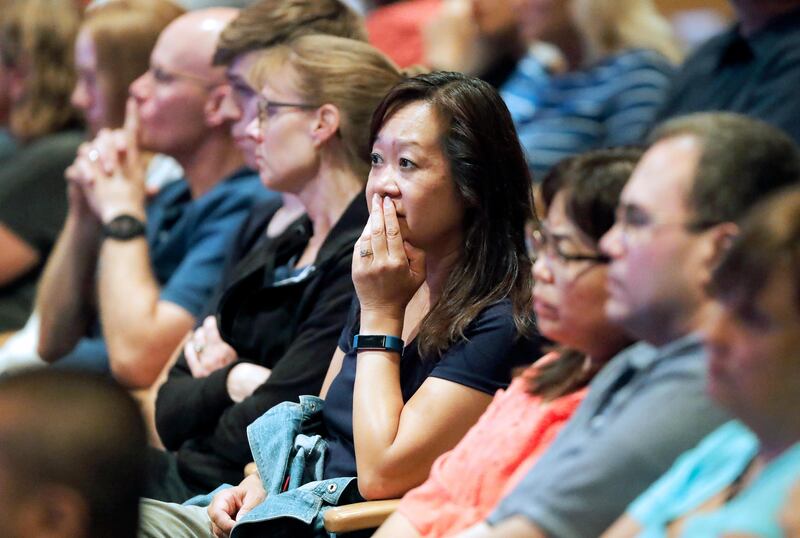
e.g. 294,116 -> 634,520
101,214 -> 146,241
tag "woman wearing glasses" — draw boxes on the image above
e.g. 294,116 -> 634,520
145,35 -> 403,503
140,70 -> 543,537
374,147 -> 638,538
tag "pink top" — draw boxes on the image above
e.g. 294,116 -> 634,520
397,352 -> 586,537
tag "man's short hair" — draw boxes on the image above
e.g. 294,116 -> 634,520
649,112 -> 800,228
709,186 -> 800,314
0,370 -> 146,538
213,0 -> 366,65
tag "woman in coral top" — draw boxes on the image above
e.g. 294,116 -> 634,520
374,147 -> 640,538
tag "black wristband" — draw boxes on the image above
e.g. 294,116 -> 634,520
353,334 -> 404,355
102,214 -> 146,241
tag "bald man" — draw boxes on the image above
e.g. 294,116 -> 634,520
37,9 -> 275,389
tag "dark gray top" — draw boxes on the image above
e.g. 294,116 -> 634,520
652,7 -> 800,144
488,333 -> 728,538
0,129 -> 83,331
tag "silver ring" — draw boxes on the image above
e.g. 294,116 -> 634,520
359,247 -> 373,257
193,342 -> 205,355
88,149 -> 100,162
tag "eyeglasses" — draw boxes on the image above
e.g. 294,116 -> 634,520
529,227 -> 609,265
256,97 -> 317,128
148,65 -> 218,89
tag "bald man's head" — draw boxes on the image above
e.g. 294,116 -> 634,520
157,8 -> 239,83
129,7 -> 241,158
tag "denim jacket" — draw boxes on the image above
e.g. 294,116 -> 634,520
185,395 -> 360,537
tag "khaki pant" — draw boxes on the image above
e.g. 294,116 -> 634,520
138,499 -> 215,538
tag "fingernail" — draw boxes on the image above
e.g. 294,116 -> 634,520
383,197 -> 391,209
372,193 -> 380,208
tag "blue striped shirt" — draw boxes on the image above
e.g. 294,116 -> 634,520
501,48 -> 674,180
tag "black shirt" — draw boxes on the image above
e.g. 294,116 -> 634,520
155,195 -> 368,492
651,8 -> 800,143
0,129 -> 84,331
322,298 -> 543,479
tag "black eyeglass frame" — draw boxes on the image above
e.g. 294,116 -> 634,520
256,97 -> 318,126
529,228 -> 610,265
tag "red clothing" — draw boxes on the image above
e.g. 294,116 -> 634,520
366,0 -> 441,68
397,352 -> 586,537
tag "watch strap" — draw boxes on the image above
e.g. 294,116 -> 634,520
101,214 -> 146,241
353,334 -> 404,355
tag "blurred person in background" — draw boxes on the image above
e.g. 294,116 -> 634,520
0,0 -> 17,164
603,186 -> 800,537
422,0 -> 524,87
365,0 -> 524,87
501,0 -> 680,179
0,0 -> 186,376
365,0 -> 441,68
73,0 -> 185,136
651,0 -> 800,144
0,369 -> 146,538
0,0 -> 83,333
467,112 -> 798,538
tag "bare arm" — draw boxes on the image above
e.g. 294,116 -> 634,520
351,195 -> 493,499
98,235 -> 195,388
353,352 -> 492,499
0,224 -> 39,286
373,511 -> 423,538
601,515 -> 644,538
455,517 -> 549,538
37,185 -> 102,362
81,119 -> 195,388
319,347 -> 345,399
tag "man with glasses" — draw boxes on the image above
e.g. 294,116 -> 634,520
465,112 -> 800,538
36,9 -> 274,388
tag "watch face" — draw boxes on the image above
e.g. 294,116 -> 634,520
104,215 -> 146,240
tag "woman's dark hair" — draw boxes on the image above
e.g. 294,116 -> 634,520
369,71 -> 535,356
527,146 -> 642,399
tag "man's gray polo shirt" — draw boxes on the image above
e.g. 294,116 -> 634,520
488,334 -> 728,538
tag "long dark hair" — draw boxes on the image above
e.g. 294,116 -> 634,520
369,71 -> 535,356
528,147 -> 642,399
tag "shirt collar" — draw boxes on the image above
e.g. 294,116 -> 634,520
627,332 -> 704,371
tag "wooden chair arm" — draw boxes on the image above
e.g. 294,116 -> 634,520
323,499 -> 401,533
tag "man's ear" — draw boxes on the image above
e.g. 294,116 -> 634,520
204,84 -> 233,128
699,221 -> 739,289
310,104 -> 340,148
19,485 -> 88,538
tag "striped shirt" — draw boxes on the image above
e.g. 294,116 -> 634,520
501,48 -> 674,180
